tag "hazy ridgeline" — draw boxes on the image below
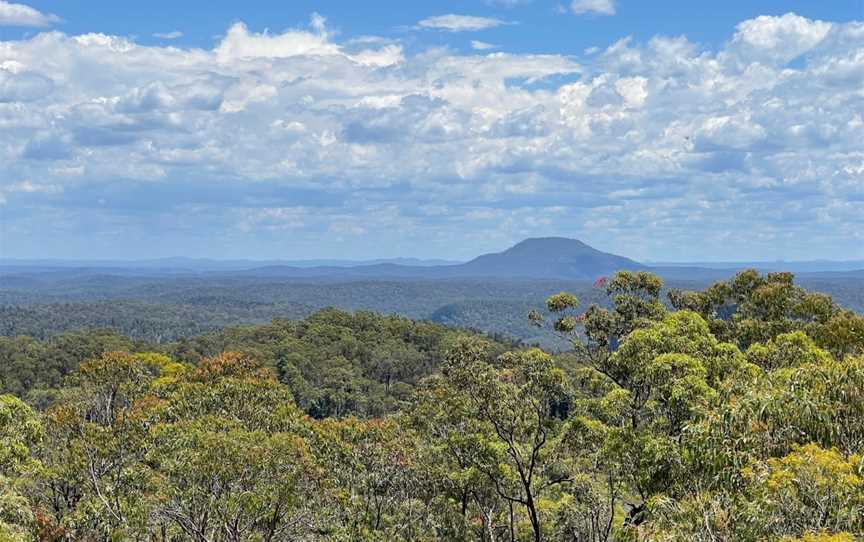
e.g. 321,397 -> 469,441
3,238 -> 863,349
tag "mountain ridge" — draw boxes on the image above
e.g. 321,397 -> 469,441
3,237 -> 863,281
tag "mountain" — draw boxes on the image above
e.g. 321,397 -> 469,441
209,240 -> 862,281
222,237 -> 645,280
7,238 -> 858,283
454,237 -> 645,279
0,238 -> 647,282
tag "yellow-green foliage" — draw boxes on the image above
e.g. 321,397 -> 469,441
743,444 -> 864,535
746,331 -> 833,370
781,533 -> 858,542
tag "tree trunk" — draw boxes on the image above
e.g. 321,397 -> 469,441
525,493 -> 541,542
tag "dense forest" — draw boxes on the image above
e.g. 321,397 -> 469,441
1,270 -> 864,540
2,269 -> 864,351
0,275 -> 616,348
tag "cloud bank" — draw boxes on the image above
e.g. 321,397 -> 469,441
1,12 -> 863,260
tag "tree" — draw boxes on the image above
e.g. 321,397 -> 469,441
30,351 -> 159,539
668,270 -> 864,356
743,444 -> 864,537
150,419 -> 319,542
413,336 -> 571,542
643,444 -> 864,541
143,351 -> 322,541
534,272 -> 668,377
311,417 -> 440,541
0,396 -> 42,540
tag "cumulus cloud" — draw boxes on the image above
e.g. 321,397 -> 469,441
417,14 -> 508,32
1,12 -> 864,260
215,20 -> 339,60
729,13 -> 831,64
571,0 -> 616,16
0,0 -> 59,27
0,64 -> 54,101
214,16 -> 402,67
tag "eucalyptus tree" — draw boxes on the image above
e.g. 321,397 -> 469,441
411,336 -> 572,542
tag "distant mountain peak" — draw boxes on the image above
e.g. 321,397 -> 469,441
506,237 -> 594,252
515,236 -> 588,244
460,237 -> 644,279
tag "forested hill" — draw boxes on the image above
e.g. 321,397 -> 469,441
0,308 -> 516,416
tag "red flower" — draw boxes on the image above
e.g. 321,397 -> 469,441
593,276 -> 607,288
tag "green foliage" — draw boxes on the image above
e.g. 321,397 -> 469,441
743,444 -> 864,536
150,418 -> 319,541
412,337 -> 584,541
546,292 -> 580,313
0,309 -> 511,419
0,329 -> 135,402
169,309 -> 509,419
745,331 -> 833,370
0,271 -> 862,540
0,397 -> 41,478
669,269 -> 864,357
644,444 -> 864,541
0,396 -> 41,540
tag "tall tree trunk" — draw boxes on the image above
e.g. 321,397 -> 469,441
525,492 -> 541,542
509,501 -> 515,542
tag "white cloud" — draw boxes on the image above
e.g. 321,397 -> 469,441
237,207 -> 307,232
153,31 -> 183,40
0,65 -> 53,102
213,16 -> 402,67
417,14 -> 508,32
571,0 -> 616,16
348,44 -> 404,67
215,20 -> 340,61
471,40 -> 498,50
4,179 -> 62,193
0,179 -> 62,205
730,13 -> 831,64
0,0 -> 59,27
2,12 -> 864,259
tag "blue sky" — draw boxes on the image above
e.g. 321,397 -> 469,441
1,0 -> 863,261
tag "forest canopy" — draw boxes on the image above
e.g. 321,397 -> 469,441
1,270 -> 863,541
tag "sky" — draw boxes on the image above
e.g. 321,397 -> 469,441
1,1 -> 863,262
